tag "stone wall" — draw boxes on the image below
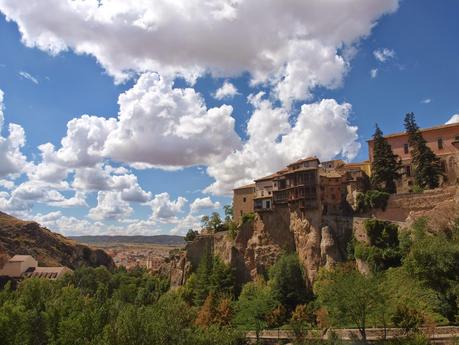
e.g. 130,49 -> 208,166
373,186 -> 456,222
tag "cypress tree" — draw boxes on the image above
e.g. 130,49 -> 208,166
404,112 -> 443,189
371,124 -> 402,193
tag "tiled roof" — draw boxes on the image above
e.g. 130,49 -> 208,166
254,172 -> 280,182
367,122 -> 459,142
287,156 -> 320,166
233,183 -> 255,190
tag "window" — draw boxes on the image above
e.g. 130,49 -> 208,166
405,165 -> 411,177
441,160 -> 446,172
266,200 -> 271,209
404,143 -> 409,154
240,210 -> 243,216
455,135 -> 459,141
243,197 -> 246,202
438,138 -> 444,150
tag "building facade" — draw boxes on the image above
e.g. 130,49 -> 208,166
232,157 -> 371,221
368,122 -> 459,192
273,157 -> 321,212
254,173 -> 277,212
232,183 -> 255,224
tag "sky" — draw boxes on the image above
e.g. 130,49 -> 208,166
0,0 -> 458,236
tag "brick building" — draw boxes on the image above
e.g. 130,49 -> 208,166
233,157 -> 370,221
367,122 -> 459,192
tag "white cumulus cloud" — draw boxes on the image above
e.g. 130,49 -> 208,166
214,81 -> 239,100
190,197 -> 221,213
89,191 -> 133,221
446,114 -> 459,124
205,96 -> 360,195
104,73 -> 241,168
0,0 -> 399,104
0,90 -> 28,178
373,48 -> 395,62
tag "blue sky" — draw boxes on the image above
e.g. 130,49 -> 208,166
0,0 -> 458,235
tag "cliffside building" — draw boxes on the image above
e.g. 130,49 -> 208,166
232,183 -> 255,224
368,122 -> 459,192
233,157 -> 371,222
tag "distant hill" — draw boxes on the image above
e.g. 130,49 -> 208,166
70,235 -> 185,246
0,211 -> 114,269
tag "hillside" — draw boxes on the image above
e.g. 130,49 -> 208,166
0,212 -> 114,269
70,235 -> 185,246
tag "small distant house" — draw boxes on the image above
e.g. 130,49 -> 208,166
0,255 -> 72,280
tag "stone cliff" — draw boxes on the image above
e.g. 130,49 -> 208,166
167,186 -> 458,289
168,207 -> 353,288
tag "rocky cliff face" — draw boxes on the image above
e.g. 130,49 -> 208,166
169,208 -> 353,288
0,212 -> 114,270
168,187 -> 458,289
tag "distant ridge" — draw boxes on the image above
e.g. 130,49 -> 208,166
0,211 -> 114,269
70,235 -> 185,246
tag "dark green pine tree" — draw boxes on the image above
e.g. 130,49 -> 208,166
404,112 -> 443,189
371,124 -> 402,193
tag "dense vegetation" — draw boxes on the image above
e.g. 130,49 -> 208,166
2,211 -> 459,344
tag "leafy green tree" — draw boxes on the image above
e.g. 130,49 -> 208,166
404,112 -> 443,189
233,280 -> 277,340
185,229 -> 198,242
354,219 -> 402,272
403,232 -> 459,320
269,253 -> 309,313
209,212 -> 224,233
371,124 -> 402,193
314,265 -> 383,343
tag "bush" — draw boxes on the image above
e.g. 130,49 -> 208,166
355,190 -> 390,213
241,212 -> 256,224
412,185 -> 424,194
391,304 -> 424,334
353,220 -> 402,272
364,190 -> 390,211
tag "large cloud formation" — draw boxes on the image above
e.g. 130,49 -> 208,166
0,0 -> 398,105
0,0 -> 402,234
205,95 -> 360,194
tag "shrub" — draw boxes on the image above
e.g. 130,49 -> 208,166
241,212 -> 255,224
391,304 -> 424,334
364,190 -> 390,211
355,190 -> 390,213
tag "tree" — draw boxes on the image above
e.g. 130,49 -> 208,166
404,112 -> 443,189
209,212 -> 224,233
201,212 -> 224,233
233,280 -> 277,340
269,253 -> 309,313
185,229 -> 198,242
370,124 -> 401,193
223,204 -> 233,223
314,266 -> 383,343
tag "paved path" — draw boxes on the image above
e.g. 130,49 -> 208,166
246,326 -> 459,343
